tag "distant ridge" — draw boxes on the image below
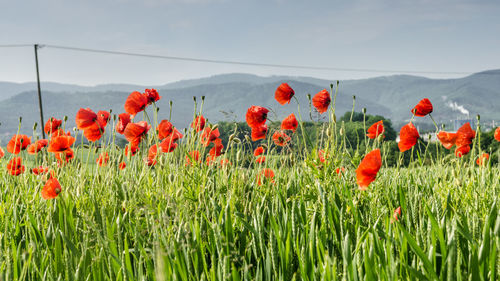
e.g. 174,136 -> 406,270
0,69 -> 499,139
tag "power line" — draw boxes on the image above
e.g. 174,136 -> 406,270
43,44 -> 473,76
0,44 -> 34,48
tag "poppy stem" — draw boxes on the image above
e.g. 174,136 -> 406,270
293,96 -> 310,155
428,113 -> 439,132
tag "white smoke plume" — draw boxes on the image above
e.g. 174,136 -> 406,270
446,101 -> 469,116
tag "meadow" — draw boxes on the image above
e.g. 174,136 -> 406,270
0,84 -> 499,280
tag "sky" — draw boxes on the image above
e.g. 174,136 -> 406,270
0,0 -> 499,86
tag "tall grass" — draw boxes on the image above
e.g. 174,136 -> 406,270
0,86 -> 498,280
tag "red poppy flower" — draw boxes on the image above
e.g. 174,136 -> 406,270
201,127 -> 220,146
256,168 -> 275,186
356,149 -> 382,190
157,120 -> 173,140
336,167 -> 345,175
392,206 -> 401,222
27,139 -> 48,154
246,106 -> 269,128
476,153 -> 489,166
27,144 -> 39,154
318,149 -> 327,163
437,131 -> 457,149
398,123 -> 419,152
191,115 -> 206,132
7,134 -> 31,154
275,83 -> 295,105
148,144 -> 160,160
44,117 -> 62,134
171,128 -> 184,142
495,127 -> 500,142
0,147 -> 4,159
82,113 -> 107,142
455,145 -> 470,158
116,113 -> 131,135
124,121 -> 151,147
6,157 -> 25,176
272,131 -> 291,146
41,176 -> 62,199
96,152 -> 109,166
219,158 -> 231,167
119,162 -> 126,170
367,120 -> 385,139
124,144 -> 138,156
455,122 -> 475,147
254,146 -> 265,156
48,135 -> 75,153
411,98 -> 433,117
255,156 -> 266,164
312,89 -> 331,114
31,166 -> 49,175
50,129 -> 71,138
124,91 -> 148,116
281,113 -> 298,132
160,136 -> 178,153
186,150 -> 200,166
97,110 -> 110,127
251,124 -> 268,141
209,138 -> 224,156
75,108 -> 98,130
55,148 -> 74,164
206,155 -> 217,166
144,88 -> 161,104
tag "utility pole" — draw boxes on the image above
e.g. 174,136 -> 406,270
34,44 -> 46,138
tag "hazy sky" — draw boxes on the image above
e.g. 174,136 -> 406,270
0,0 -> 499,85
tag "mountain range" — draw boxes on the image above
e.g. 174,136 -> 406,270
1,70 -> 499,141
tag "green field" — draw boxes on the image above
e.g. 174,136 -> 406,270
0,87 -> 499,280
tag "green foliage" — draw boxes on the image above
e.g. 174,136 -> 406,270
1,86 -> 500,280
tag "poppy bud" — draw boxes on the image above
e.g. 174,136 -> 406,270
232,137 -> 241,144
33,122 -> 38,130
169,100 -> 173,107
19,116 -> 22,123
156,107 -> 160,112
113,114 -> 117,121
228,134 -> 235,142
353,95 -> 356,100
64,116 -> 68,122
212,124 -> 219,130
83,144 -> 90,149
332,113 -> 337,123
476,114 -> 480,121
326,128 -> 331,137
236,150 -> 241,162
339,127 -> 344,136
330,83 -> 334,89
201,96 -> 205,101
109,109 -> 112,114
245,135 -> 251,143
362,108 -> 367,114
261,144 -> 268,149
193,96 -> 196,102
307,93 -> 311,101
